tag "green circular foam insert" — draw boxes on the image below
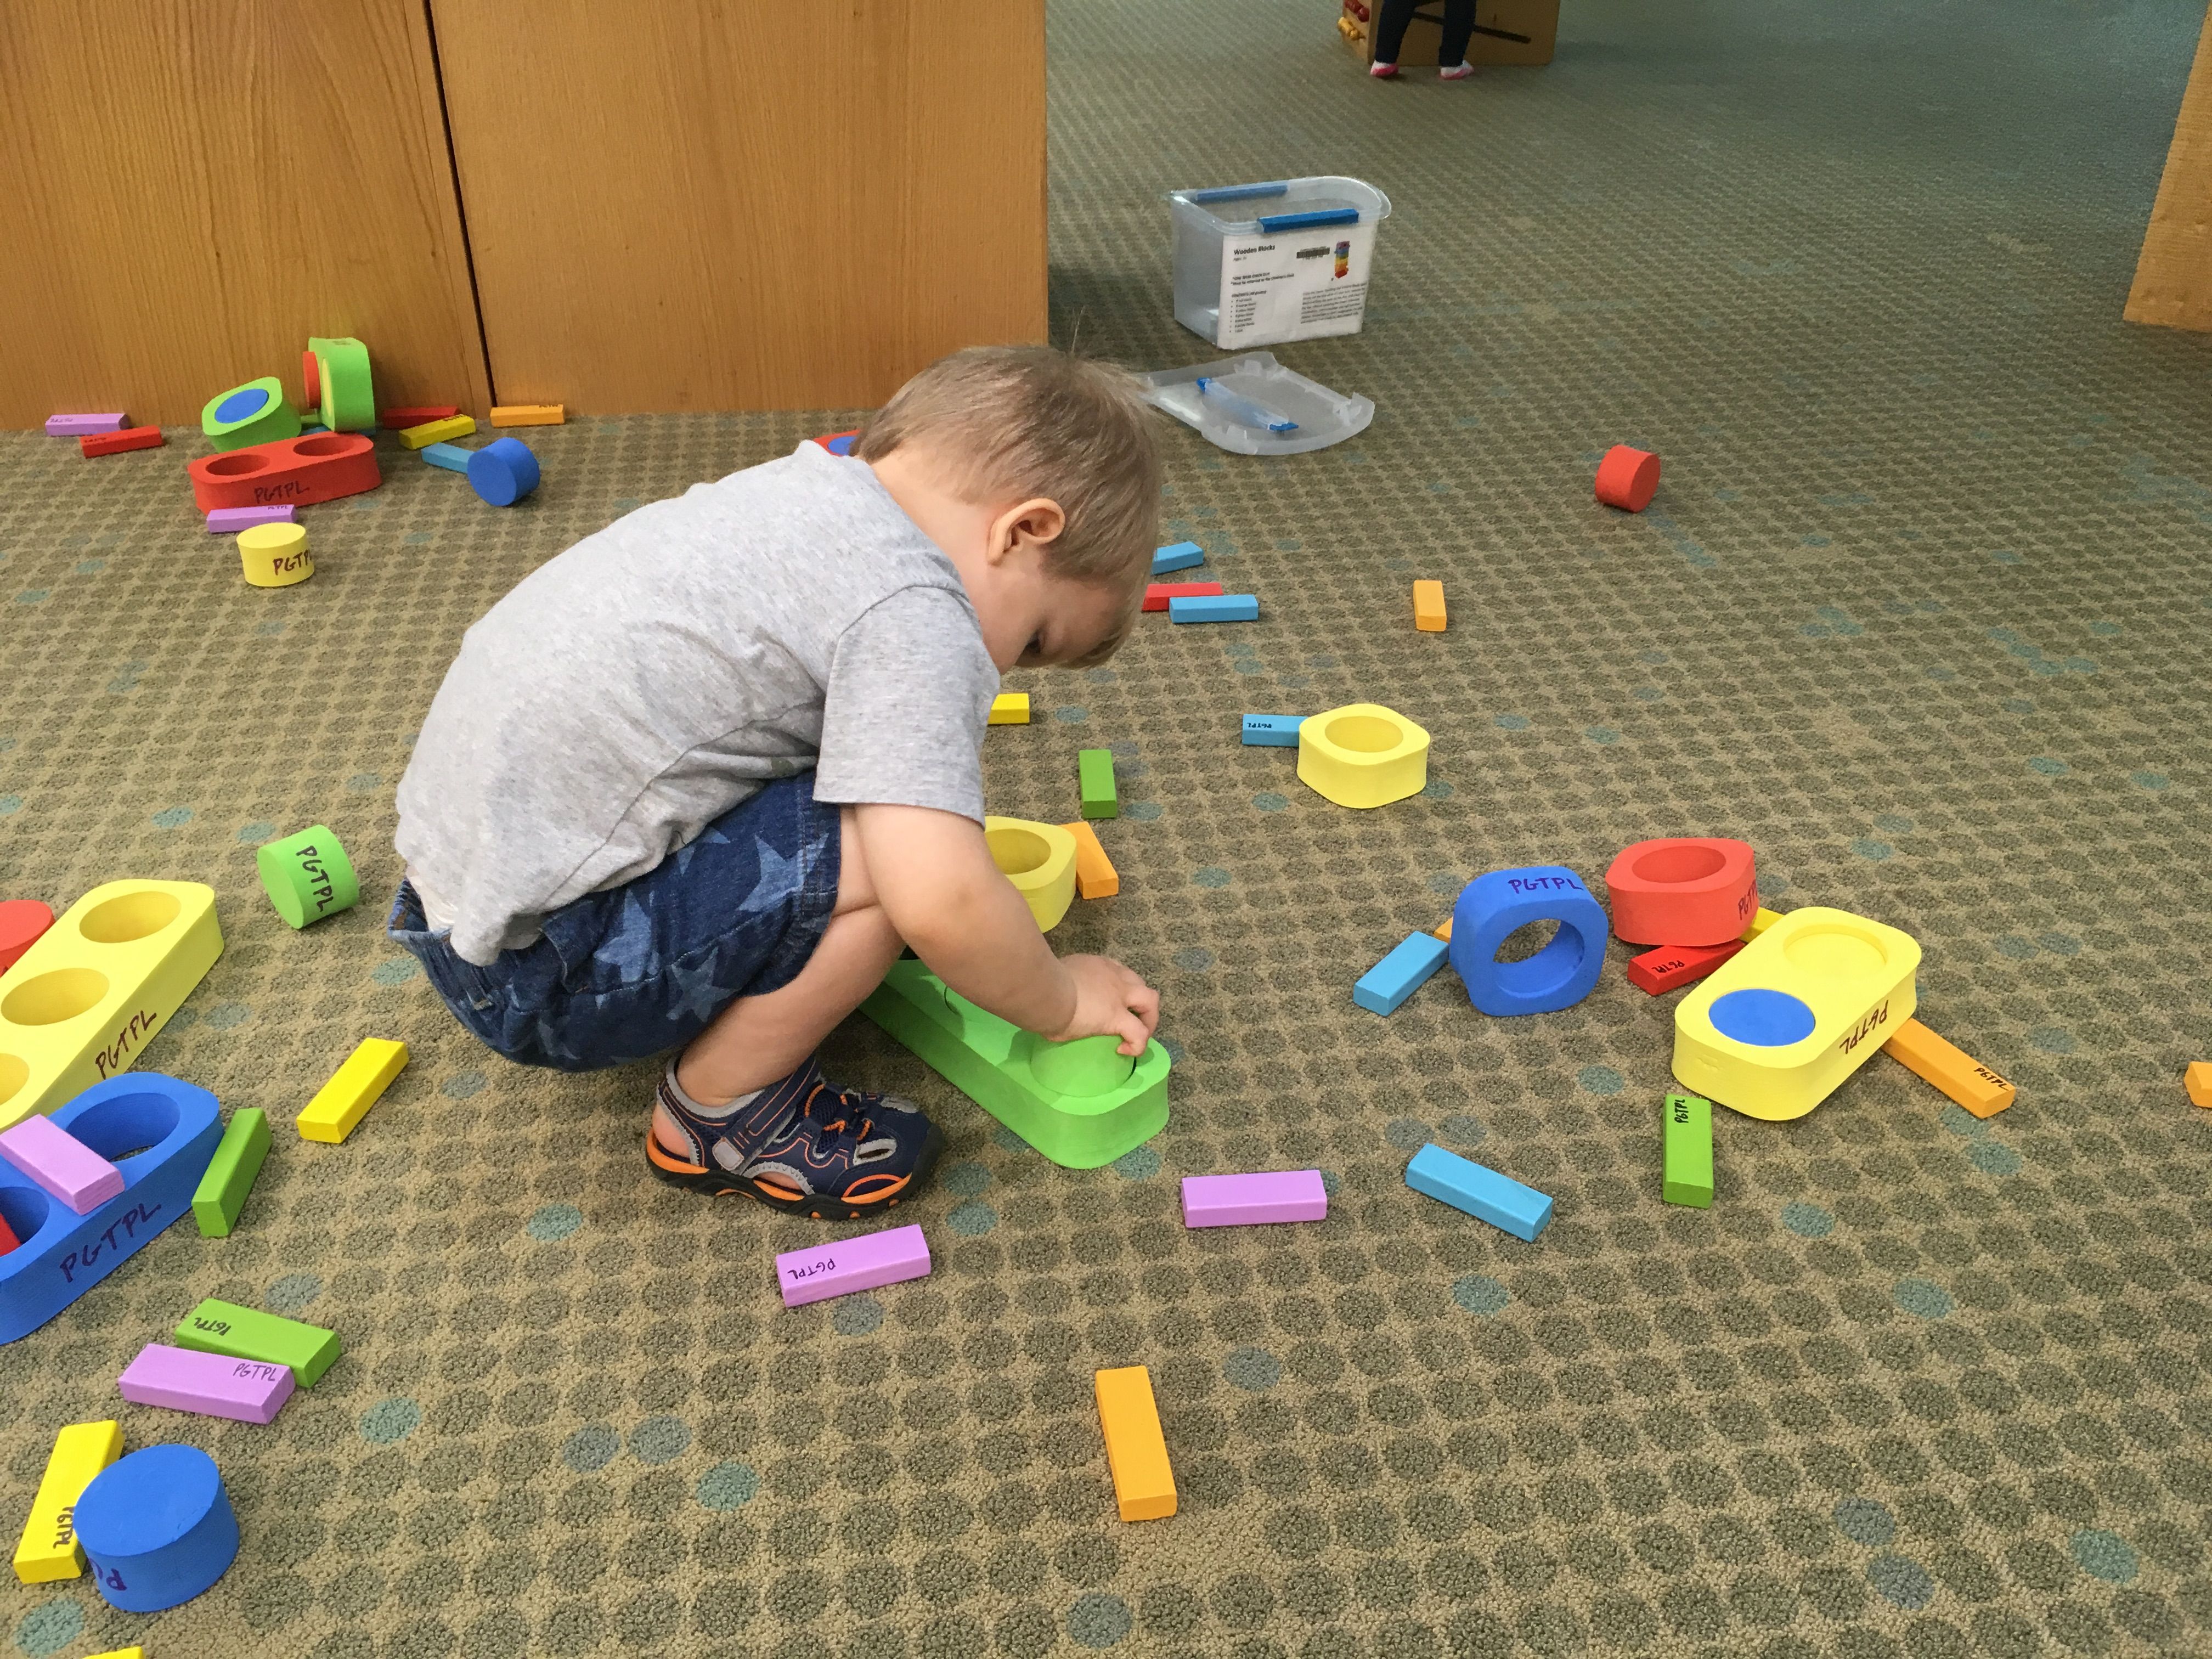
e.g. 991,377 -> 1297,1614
256,826 -> 360,929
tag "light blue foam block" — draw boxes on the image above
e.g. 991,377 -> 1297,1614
1405,1143 -> 1554,1242
1152,541 -> 1205,575
1170,594 -> 1258,624
421,442 -> 473,472
1242,714 -> 1303,747
1353,932 -> 1450,1015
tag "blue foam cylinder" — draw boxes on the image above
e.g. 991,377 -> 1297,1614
1353,932 -> 1450,1015
466,436 -> 540,506
1406,1143 -> 1554,1240
74,1444 -> 240,1612
1242,714 -> 1302,746
1152,541 -> 1205,575
1448,865 -> 1608,1016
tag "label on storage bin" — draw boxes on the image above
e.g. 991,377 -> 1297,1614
1215,222 -> 1377,347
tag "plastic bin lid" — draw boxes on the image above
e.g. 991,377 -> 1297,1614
1166,176 -> 1391,234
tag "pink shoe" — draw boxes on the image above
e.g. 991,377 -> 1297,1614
1439,62 -> 1473,80
1370,61 -> 1398,78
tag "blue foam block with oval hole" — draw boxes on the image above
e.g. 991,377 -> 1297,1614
1448,865 -> 1608,1017
0,1074 -> 221,1344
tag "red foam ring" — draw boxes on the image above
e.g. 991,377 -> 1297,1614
0,899 -> 55,975
1143,582 -> 1225,613
1595,444 -> 1661,512
1626,938 -> 1745,996
1604,836 -> 1758,945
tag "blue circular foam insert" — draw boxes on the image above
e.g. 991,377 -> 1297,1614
1709,988 -> 1816,1047
214,387 -> 270,424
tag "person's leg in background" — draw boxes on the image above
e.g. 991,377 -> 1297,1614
1369,0 -> 1419,75
1439,0 -> 1478,77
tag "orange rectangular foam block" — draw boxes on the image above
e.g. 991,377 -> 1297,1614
490,404 -> 565,427
1883,1018 -> 2013,1118
1626,938 -> 1745,996
1413,580 -> 1446,631
1094,1365 -> 1175,1521
1061,821 -> 1119,899
1434,917 -> 1452,941
2187,1062 -> 2212,1108
79,426 -> 164,457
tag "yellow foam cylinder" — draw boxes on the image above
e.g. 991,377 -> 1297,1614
983,817 -> 1077,933
238,522 -> 312,588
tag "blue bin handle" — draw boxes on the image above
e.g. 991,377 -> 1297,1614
1181,182 -> 1289,204
1255,207 -> 1361,232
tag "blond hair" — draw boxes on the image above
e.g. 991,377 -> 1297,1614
857,347 -> 1163,660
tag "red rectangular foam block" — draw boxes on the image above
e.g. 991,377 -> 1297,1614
79,425 -> 165,457
379,405 -> 458,428
1626,938 -> 1745,996
1143,581 -> 1225,612
188,431 -> 381,510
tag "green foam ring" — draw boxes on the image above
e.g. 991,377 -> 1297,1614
256,825 -> 360,929
201,376 -> 302,453
307,335 -> 376,432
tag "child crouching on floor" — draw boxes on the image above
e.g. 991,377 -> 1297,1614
388,347 -> 1164,1218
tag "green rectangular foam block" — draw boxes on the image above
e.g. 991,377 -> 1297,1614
1662,1093 -> 1714,1207
859,958 -> 1167,1169
1078,748 -> 1117,820
191,1107 -> 271,1237
174,1297 -> 341,1386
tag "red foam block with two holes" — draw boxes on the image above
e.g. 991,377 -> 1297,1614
1603,837 -> 1757,946
188,432 -> 381,511
1595,444 -> 1661,511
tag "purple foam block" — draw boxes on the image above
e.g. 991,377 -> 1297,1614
118,1344 -> 294,1424
205,505 -> 297,534
0,1113 -> 125,1214
1181,1170 -> 1329,1228
776,1222 -> 931,1308
46,413 -> 128,436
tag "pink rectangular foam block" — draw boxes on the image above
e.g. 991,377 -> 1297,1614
0,1113 -> 125,1215
1181,1170 -> 1329,1228
206,504 -> 297,533
45,412 -> 128,435
119,1343 -> 295,1424
776,1222 -> 931,1308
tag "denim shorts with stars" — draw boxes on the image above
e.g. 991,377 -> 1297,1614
387,772 -> 842,1072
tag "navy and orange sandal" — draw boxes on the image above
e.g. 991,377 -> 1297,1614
646,1056 -> 944,1221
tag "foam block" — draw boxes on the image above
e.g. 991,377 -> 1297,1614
379,405 -> 458,428
989,692 -> 1030,725
1605,837 -> 1758,945
0,1212 -> 16,1253
1062,820 -> 1119,899
1626,938 -> 1745,996
200,378 -> 298,452
173,1298 -> 340,1385
1143,581 -> 1224,612
12,1419 -> 121,1584
255,826 -> 359,929
985,819 -> 1077,932
296,1039 -> 408,1144
1242,714 -> 1302,747
811,430 -> 859,455
467,436 -> 540,506
490,404 -> 564,426
775,1223 -> 930,1307
1094,1365 -> 1176,1520
1152,541 -> 1205,575
46,414 -> 127,436
1353,933 -> 1450,1015
190,1109 -> 269,1237
1883,1018 -> 2013,1118
0,899 -> 54,977
1413,579 -> 1447,631
1595,444 -> 1661,511
188,432 -> 380,511
1079,749 -> 1118,820
1662,1093 -> 1714,1206
397,414 -> 475,450
1169,594 -> 1258,623
0,1115 -> 124,1214
118,1344 -> 292,1424
73,1444 -> 238,1612
421,442 -> 473,472
80,427 -> 163,458
2190,1062 -> 2212,1109
1181,1170 -> 1326,1227
1742,907 -> 1782,939
1448,867 -> 1607,1017
204,505 -> 295,534
1404,1143 -> 1553,1241
1297,704 -> 1429,809
306,336 -> 375,431
236,522 -> 311,589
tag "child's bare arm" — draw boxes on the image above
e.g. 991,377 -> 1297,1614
852,803 -> 1159,1055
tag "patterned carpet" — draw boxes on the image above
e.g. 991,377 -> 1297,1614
7,1 -> 2212,1656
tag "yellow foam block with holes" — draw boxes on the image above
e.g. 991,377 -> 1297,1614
297,1038 -> 409,1143
0,882 -> 223,1131
989,693 -> 1030,725
1297,704 -> 1430,809
12,1419 -> 121,1583
1673,906 -> 1919,1122
984,818 -> 1076,933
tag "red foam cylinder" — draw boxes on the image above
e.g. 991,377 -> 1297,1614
1604,837 -> 1757,946
1595,444 -> 1661,511
0,899 -> 54,976
188,432 -> 380,511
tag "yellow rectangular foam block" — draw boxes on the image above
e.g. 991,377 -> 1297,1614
397,414 -> 476,449
84,1650 -> 143,1659
297,1039 -> 409,1144
1412,580 -> 1446,632
1741,907 -> 1782,940
489,404 -> 564,427
1673,906 -> 1920,1122
1060,820 -> 1119,899
1884,1017 -> 2013,1118
989,693 -> 1030,726
1094,1365 -> 1175,1521
13,1420 -> 121,1583
0,881 -> 223,1131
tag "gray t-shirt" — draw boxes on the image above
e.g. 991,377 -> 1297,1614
394,441 -> 998,965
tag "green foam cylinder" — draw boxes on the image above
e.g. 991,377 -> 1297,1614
307,336 -> 376,432
201,377 -> 301,452
256,825 -> 360,929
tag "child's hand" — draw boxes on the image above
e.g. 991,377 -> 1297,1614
1049,955 -> 1160,1057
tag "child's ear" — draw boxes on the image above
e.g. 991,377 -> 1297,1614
991,496 -> 1065,562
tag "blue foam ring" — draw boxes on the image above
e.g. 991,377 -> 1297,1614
0,1074 -> 221,1344
1709,987 -> 1817,1046
74,1444 -> 240,1612
1447,866 -> 1609,1016
466,436 -> 540,507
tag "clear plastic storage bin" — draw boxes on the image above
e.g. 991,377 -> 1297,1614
1167,176 -> 1391,349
